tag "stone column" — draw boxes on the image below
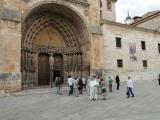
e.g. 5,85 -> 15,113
49,53 -> 54,87
65,54 -> 69,78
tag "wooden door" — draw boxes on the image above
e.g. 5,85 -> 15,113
38,53 -> 50,85
53,54 -> 63,82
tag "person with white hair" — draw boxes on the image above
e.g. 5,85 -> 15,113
89,76 -> 99,101
73,78 -> 79,97
87,76 -> 92,96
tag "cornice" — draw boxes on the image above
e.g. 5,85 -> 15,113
101,20 -> 160,34
131,11 -> 160,26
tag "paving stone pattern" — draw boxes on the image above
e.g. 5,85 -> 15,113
0,80 -> 160,120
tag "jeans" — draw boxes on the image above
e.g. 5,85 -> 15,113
68,85 -> 73,96
127,87 -> 134,97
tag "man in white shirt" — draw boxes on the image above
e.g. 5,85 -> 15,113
127,76 -> 135,98
68,75 -> 73,96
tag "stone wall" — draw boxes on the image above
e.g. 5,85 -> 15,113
0,7 -> 21,92
136,15 -> 160,31
0,0 -> 116,92
87,0 -> 104,75
102,22 -> 160,81
100,0 -> 117,22
0,73 -> 21,93
0,20 -> 21,72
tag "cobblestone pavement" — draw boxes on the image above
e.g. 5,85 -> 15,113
0,80 -> 160,120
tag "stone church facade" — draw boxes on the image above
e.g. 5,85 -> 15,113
0,0 -> 160,92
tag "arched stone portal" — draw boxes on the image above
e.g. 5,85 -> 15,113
21,3 -> 90,89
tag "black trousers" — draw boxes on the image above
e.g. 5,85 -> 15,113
117,82 -> 120,90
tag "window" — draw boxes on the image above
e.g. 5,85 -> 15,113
158,43 -> 160,53
117,59 -> 123,67
116,37 -> 122,48
141,41 -> 146,50
143,60 -> 147,68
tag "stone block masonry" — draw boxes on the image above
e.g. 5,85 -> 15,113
0,73 -> 21,93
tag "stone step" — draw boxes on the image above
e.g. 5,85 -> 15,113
0,87 -> 69,98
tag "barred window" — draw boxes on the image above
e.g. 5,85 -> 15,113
116,37 -> 122,48
141,41 -> 146,50
143,60 -> 147,68
117,59 -> 123,67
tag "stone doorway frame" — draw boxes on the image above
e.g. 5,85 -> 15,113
21,1 -> 90,90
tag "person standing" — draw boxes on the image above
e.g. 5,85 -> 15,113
89,76 -> 99,101
127,76 -> 135,98
115,75 -> 120,90
158,74 -> 160,86
101,79 -> 107,100
87,76 -> 92,96
67,75 -> 73,96
55,77 -> 61,95
108,77 -> 113,92
97,76 -> 101,94
78,78 -> 83,94
73,78 -> 79,97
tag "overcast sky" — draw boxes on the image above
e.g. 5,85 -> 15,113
116,0 -> 160,23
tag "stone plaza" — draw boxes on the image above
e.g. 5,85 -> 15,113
0,80 -> 160,120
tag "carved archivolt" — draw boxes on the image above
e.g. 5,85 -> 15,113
23,14 -> 81,50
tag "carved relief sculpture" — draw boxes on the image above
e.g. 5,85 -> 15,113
107,0 -> 112,10
49,53 -> 54,70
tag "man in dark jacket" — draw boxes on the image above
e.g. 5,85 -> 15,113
158,74 -> 160,85
78,78 -> 83,94
115,75 -> 120,90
